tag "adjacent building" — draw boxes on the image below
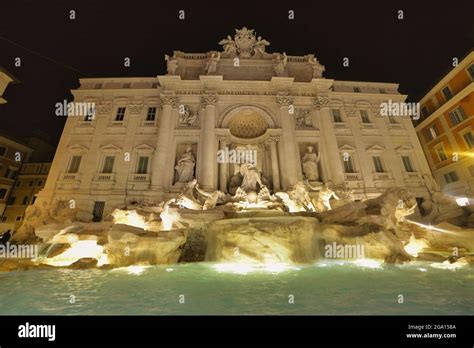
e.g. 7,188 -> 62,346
415,51 -> 474,197
0,136 -> 54,233
34,27 -> 432,221
0,67 -> 18,104
0,134 -> 33,217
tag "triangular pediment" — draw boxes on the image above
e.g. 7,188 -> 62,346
366,144 -> 385,153
338,144 -> 356,152
99,144 -> 122,152
134,144 -> 155,152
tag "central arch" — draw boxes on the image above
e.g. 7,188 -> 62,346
219,104 -> 276,137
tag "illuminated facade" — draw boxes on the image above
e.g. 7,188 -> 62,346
35,28 -> 432,220
416,51 -> 474,197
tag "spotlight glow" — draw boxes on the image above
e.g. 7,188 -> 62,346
40,240 -> 108,267
404,234 -> 428,257
352,258 -> 383,269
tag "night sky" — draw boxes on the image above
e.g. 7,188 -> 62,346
0,0 -> 473,145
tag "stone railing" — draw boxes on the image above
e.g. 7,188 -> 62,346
61,173 -> 80,181
129,173 -> 150,182
94,173 -> 115,182
344,173 -> 362,181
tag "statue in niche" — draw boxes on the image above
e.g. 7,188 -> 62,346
240,163 -> 263,192
165,54 -> 179,75
308,56 -> 325,78
175,145 -> 195,183
273,52 -> 288,77
301,145 -> 321,182
295,110 -> 313,128
178,105 -> 197,126
205,52 -> 220,75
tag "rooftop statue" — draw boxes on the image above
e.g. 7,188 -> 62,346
218,27 -> 270,58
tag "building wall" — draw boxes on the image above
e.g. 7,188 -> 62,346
416,51 -> 474,197
34,74 -> 431,220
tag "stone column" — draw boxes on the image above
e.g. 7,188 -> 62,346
276,94 -> 300,189
151,95 -> 178,191
218,136 -> 229,193
199,94 -> 218,190
265,136 -> 281,192
314,96 -> 345,185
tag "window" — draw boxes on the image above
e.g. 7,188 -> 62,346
342,154 -> 355,173
5,169 -> 16,180
331,109 -> 342,122
29,180 -> 34,186
467,64 -> 474,80
360,110 -> 370,123
373,156 -> 385,173
146,107 -> 157,121
37,180 -> 43,186
0,146 -> 6,157
22,196 -> 29,205
436,146 -> 448,161
448,106 -> 466,125
115,107 -> 126,121
7,196 -> 16,205
137,156 -> 149,174
425,124 -> 439,141
68,156 -> 82,173
421,106 -> 429,118
93,201 -> 106,222
31,196 -> 37,204
463,131 -> 474,148
353,87 -> 361,93
0,188 -> 7,199
15,216 -> 22,222
401,156 -> 415,172
444,171 -> 459,184
442,86 -> 453,101
102,156 -> 115,173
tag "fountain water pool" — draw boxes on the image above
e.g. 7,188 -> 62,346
0,260 -> 472,315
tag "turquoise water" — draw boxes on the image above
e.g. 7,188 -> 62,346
0,261 -> 472,315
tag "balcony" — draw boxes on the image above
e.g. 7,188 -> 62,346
61,173 -> 80,181
373,172 -> 392,181
57,172 -> 81,189
93,173 -> 115,182
344,172 -> 362,181
403,171 -> 419,180
129,173 -> 150,182
127,173 -> 150,190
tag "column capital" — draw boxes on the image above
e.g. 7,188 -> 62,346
200,93 -> 219,107
312,95 -> 330,110
276,94 -> 294,107
159,94 -> 180,108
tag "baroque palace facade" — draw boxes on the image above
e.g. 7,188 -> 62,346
36,27 -> 432,221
